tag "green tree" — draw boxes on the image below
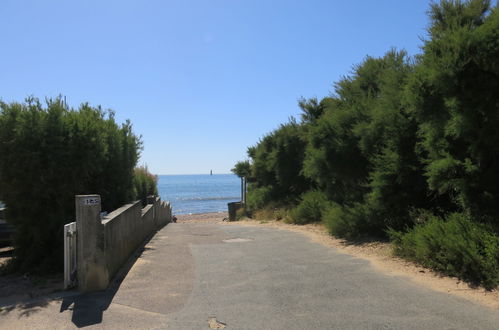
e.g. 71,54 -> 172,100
305,50 -> 435,236
231,160 -> 251,178
248,120 -> 311,205
0,97 -> 141,273
407,0 -> 499,222
133,165 -> 158,206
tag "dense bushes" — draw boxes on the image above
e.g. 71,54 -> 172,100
248,121 -> 311,204
408,0 -> 499,221
246,186 -> 273,214
323,203 -> 374,240
0,97 -> 142,273
133,166 -> 158,206
390,213 -> 499,289
234,0 -> 499,288
289,190 -> 328,225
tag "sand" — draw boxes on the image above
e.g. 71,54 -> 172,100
176,212 -> 228,223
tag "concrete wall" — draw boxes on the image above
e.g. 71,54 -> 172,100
76,195 -> 172,292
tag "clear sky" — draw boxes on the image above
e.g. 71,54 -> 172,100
0,0 -> 431,174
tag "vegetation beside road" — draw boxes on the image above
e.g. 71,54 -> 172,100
233,0 -> 499,289
0,96 -> 157,274
134,165 -> 159,207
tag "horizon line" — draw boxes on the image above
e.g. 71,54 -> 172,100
156,173 -> 233,176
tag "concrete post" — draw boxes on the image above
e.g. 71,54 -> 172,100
147,195 -> 158,226
75,195 -> 109,292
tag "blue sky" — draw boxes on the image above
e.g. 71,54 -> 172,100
0,0 -> 431,174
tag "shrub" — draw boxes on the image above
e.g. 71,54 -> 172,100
133,166 -> 158,206
408,0 -> 499,220
235,207 -> 247,220
252,206 -> 289,221
323,203 -> 365,239
246,186 -> 273,213
248,121 -> 311,203
0,97 -> 141,274
323,202 -> 393,239
289,190 -> 329,225
390,212 -> 499,290
273,207 -> 289,221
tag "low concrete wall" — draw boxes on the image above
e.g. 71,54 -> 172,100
76,195 -> 172,292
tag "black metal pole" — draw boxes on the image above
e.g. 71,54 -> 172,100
241,177 -> 244,202
243,177 -> 247,204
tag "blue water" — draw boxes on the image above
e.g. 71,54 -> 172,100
157,174 -> 241,215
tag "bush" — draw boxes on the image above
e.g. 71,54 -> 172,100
323,203 -> 365,239
133,166 -> 158,206
235,207 -> 247,220
390,212 -> 499,290
0,97 -> 141,274
289,190 -> 329,224
248,121 -> 311,202
246,186 -> 273,213
323,202 -> 394,239
408,1 -> 499,220
252,206 -> 289,221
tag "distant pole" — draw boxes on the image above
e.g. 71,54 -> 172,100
243,177 -> 247,204
241,177 -> 244,202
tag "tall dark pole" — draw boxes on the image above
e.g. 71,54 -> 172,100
243,177 -> 247,204
241,177 -> 244,202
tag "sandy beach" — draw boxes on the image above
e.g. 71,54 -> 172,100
175,212 -> 228,223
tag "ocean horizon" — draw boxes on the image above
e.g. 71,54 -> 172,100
157,174 -> 241,215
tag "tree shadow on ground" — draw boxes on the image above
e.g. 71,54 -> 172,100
58,227 -> 165,328
0,299 -> 50,318
0,224 -> 168,327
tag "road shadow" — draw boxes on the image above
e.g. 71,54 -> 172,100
0,298 -> 51,318
59,225 -> 167,328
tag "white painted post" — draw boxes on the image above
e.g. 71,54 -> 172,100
63,222 -> 77,289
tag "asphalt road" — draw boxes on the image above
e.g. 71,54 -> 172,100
1,222 -> 498,329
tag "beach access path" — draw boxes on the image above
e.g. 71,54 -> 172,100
1,213 -> 499,329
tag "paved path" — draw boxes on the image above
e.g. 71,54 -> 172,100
1,222 -> 498,329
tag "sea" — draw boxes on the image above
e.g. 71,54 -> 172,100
157,174 -> 241,215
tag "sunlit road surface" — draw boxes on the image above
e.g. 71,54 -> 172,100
1,222 -> 498,329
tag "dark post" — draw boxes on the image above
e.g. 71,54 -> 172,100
241,177 -> 244,202
243,177 -> 247,204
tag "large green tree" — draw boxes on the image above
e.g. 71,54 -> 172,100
0,97 -> 141,273
304,50 -> 433,235
247,120 -> 311,205
408,0 -> 499,222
